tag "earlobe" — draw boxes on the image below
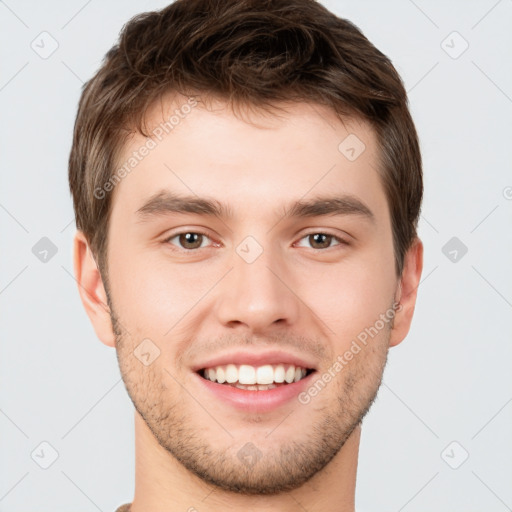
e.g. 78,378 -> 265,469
389,237 -> 424,347
73,231 -> 116,347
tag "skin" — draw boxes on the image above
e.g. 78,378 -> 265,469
74,94 -> 423,512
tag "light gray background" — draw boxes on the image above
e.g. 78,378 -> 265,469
1,0 -> 511,510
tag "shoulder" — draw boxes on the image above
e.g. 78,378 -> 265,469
115,504 -> 131,512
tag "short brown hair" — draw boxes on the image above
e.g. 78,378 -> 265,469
68,0 -> 422,278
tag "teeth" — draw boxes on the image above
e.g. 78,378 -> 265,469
256,365 -> 274,385
274,364 -> 285,383
239,364 -> 256,385
202,363 -> 310,386
216,366 -> 226,384
234,383 -> 277,390
225,364 -> 238,383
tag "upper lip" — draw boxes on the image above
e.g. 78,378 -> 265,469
192,350 -> 318,372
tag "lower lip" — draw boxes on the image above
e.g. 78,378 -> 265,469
193,371 -> 316,413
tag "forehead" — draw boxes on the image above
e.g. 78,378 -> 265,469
111,95 -> 388,225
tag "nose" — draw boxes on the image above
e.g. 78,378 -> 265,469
213,241 -> 300,333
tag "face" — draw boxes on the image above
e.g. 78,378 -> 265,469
97,95 -> 406,494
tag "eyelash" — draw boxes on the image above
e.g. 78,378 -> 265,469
163,230 -> 349,252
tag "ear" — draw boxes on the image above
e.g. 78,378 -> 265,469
73,230 -> 116,347
389,237 -> 424,347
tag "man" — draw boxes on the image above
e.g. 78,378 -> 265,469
69,0 -> 423,510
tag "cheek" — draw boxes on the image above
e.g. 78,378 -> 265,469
300,256 -> 395,344
108,250 -> 220,336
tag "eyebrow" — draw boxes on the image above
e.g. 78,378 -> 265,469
136,191 -> 233,220
135,190 -> 375,224
282,195 -> 375,223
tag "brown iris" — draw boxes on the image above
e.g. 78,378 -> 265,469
308,233 -> 334,249
179,232 -> 204,249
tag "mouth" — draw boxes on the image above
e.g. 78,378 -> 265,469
197,363 -> 316,391
191,350 -> 319,412
195,364 -> 317,412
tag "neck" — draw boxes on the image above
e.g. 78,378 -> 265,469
130,412 -> 360,512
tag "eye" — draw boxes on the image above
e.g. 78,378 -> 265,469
295,232 -> 347,250
165,231 -> 213,250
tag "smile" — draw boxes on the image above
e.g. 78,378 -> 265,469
199,363 -> 313,390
